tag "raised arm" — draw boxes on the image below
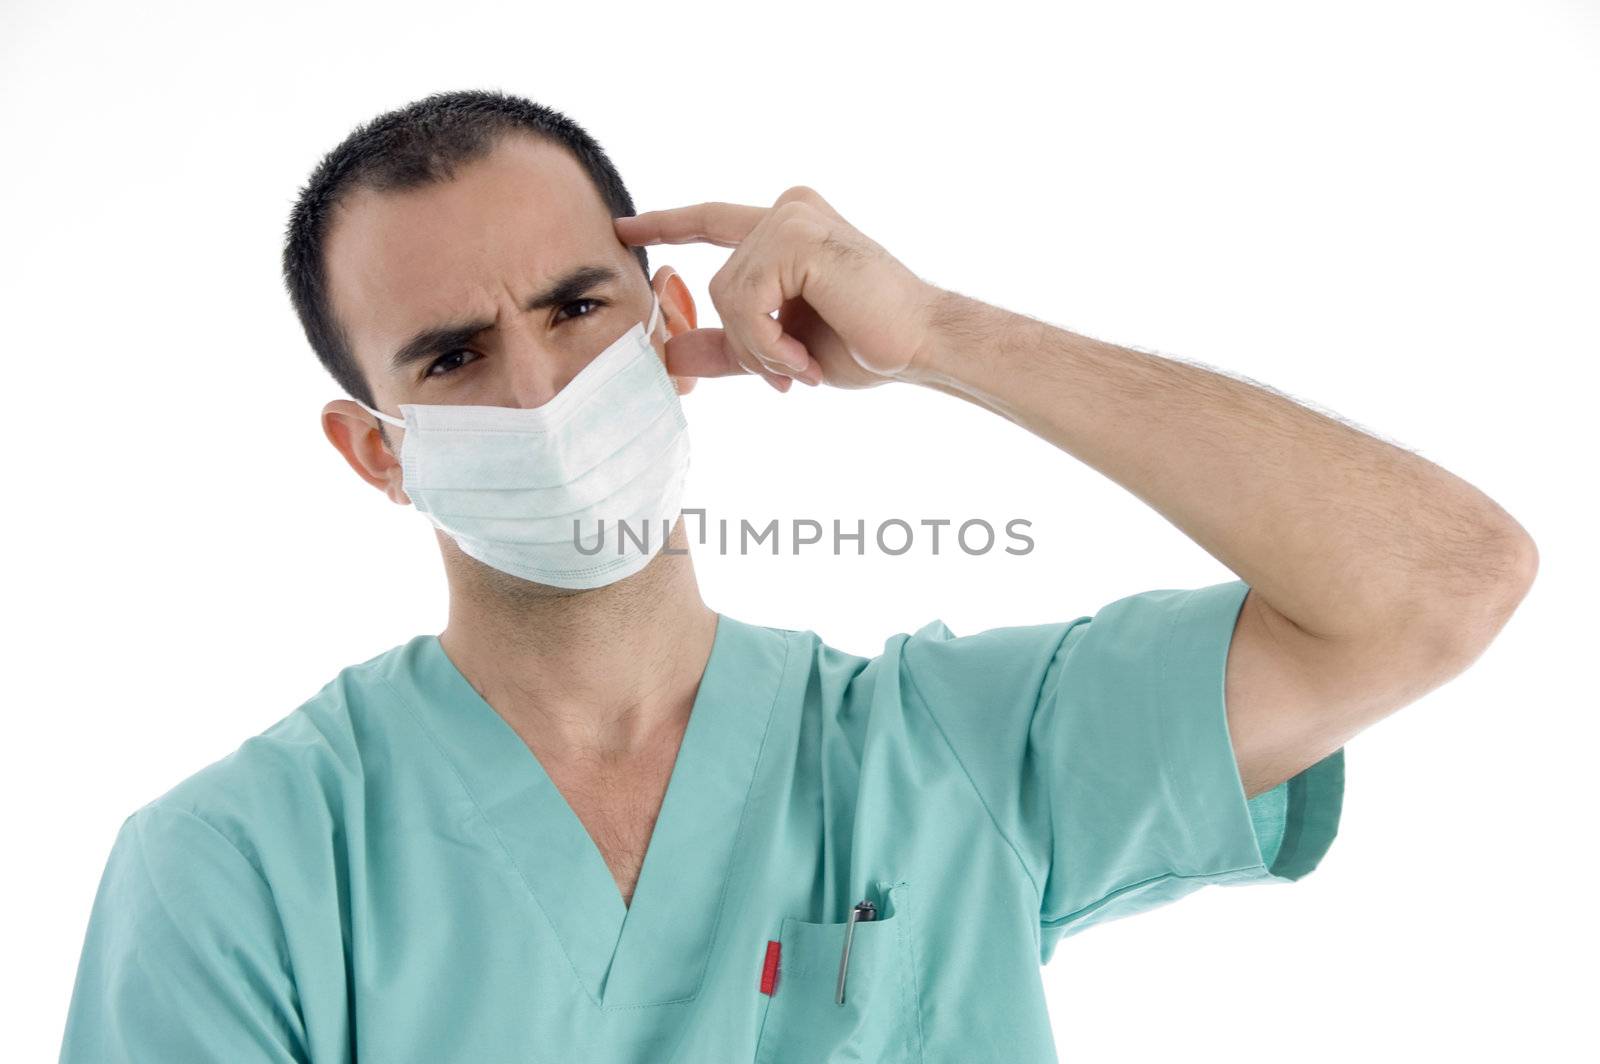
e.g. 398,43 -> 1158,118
613,185 -> 1538,798
899,290 -> 1537,795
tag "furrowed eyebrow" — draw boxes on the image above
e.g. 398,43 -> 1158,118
386,263 -> 624,377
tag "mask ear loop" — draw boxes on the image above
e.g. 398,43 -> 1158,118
352,397 -> 406,428
645,288 -> 663,346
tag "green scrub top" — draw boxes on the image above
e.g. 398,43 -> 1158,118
59,578 -> 1343,1063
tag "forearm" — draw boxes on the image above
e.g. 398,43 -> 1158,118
903,290 -> 1537,651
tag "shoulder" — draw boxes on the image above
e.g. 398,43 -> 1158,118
131,636 -> 426,864
757,612 -> 1085,705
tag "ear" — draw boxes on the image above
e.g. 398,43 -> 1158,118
651,267 -> 699,396
322,399 -> 412,505
652,265 -> 697,331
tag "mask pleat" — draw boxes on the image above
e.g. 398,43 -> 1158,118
430,438 -> 690,548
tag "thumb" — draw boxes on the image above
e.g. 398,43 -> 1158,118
662,327 -> 748,378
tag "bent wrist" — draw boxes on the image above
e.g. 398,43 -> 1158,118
893,289 -> 1017,394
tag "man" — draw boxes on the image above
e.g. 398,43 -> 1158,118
59,89 -> 1536,1063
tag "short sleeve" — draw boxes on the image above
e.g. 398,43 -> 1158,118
58,804 -> 310,1063
899,579 -> 1344,966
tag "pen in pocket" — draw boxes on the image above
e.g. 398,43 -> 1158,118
835,899 -> 877,1005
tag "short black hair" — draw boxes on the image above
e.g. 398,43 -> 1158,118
281,89 -> 650,413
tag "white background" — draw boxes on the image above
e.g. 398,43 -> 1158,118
5,0 -> 1594,1059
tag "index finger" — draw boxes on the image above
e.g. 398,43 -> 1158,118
612,201 -> 767,249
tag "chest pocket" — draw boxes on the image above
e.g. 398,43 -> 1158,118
753,880 -> 923,1063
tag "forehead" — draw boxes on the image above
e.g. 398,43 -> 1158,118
323,134 -> 623,370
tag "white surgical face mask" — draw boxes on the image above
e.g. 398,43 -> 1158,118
353,290 -> 690,590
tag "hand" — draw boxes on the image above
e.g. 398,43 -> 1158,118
613,186 -> 942,391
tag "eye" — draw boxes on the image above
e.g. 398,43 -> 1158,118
556,297 -> 605,322
424,349 -> 478,379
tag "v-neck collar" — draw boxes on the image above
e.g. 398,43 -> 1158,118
389,611 -> 793,1009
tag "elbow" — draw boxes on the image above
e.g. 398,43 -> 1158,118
1429,527 -> 1538,669
1508,528 -> 1540,598
1483,522 -> 1539,620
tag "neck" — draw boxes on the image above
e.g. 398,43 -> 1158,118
434,519 -> 718,764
